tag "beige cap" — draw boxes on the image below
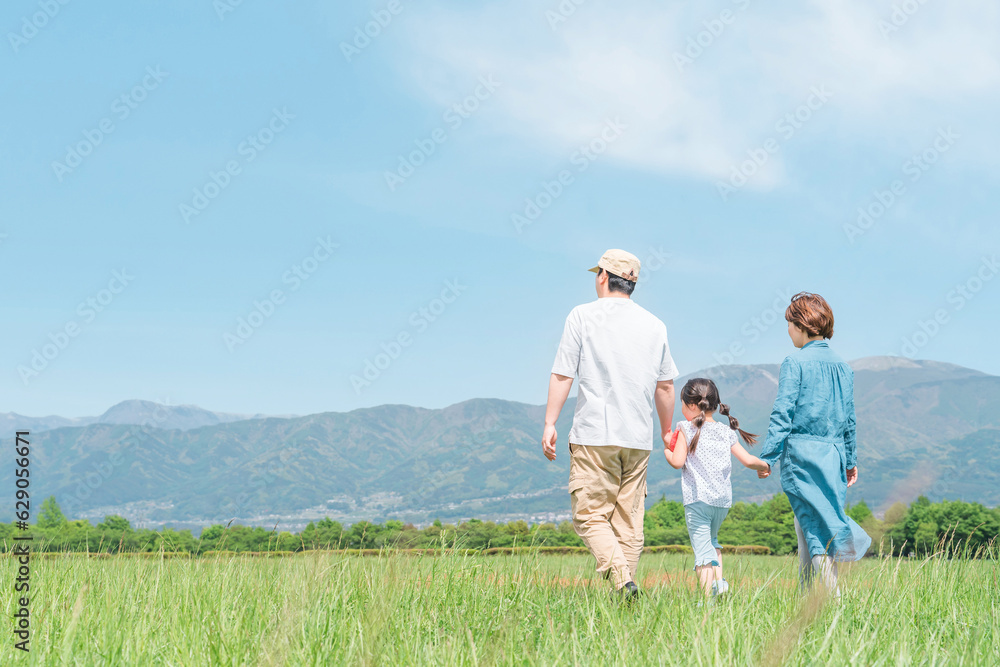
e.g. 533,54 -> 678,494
588,249 -> 640,282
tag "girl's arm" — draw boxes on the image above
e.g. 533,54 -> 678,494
731,443 -> 769,471
664,429 -> 688,469
758,357 -> 802,469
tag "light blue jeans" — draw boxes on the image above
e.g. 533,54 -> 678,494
684,501 -> 729,568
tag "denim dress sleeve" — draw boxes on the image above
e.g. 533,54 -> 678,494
844,370 -> 858,470
759,356 -> 801,467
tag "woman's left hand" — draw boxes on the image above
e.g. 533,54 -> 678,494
846,466 -> 858,487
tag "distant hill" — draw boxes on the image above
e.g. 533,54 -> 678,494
0,412 -> 92,438
94,400 -> 277,431
0,400 -> 284,439
3,357 -> 997,530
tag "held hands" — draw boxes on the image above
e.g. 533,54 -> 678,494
542,424 -> 558,461
757,463 -> 771,479
663,427 -> 687,469
846,466 -> 858,488
661,428 -> 675,464
663,428 -> 679,452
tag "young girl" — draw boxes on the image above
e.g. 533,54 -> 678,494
665,378 -> 770,597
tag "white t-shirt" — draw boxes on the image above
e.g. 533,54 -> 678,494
551,298 -> 678,451
677,420 -> 736,508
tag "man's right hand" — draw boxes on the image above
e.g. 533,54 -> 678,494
542,424 -> 558,461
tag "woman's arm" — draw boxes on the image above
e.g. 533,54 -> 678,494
731,443 -> 769,471
664,429 -> 688,469
844,369 -> 858,475
758,357 -> 802,469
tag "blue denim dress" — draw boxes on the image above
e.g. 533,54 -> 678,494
759,341 -> 872,561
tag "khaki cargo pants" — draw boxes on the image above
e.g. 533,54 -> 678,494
568,443 -> 649,589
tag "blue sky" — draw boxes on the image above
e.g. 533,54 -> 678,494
2,0 -> 998,418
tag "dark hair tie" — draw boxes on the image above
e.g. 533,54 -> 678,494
719,403 -> 741,431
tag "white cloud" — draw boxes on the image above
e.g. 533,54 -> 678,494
391,0 -> 1000,189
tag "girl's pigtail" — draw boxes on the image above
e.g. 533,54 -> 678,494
689,397 -> 711,453
719,403 -> 759,446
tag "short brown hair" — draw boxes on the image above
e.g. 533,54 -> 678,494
785,292 -> 834,339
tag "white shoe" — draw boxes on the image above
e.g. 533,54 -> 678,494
712,580 -> 730,597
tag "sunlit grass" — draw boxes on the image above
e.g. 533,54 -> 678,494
1,547 -> 997,665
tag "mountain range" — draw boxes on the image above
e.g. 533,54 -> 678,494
0,400 -> 285,440
3,357 -> 997,532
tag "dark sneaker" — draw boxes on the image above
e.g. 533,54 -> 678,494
618,581 -> 640,603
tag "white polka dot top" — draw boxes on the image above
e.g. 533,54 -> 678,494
678,420 -> 736,508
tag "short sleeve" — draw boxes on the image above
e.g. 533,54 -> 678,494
678,421 -> 696,442
551,309 -> 583,377
657,324 -> 679,382
728,427 -> 738,446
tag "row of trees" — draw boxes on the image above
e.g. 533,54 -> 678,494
2,495 -> 997,556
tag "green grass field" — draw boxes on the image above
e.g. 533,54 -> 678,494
2,550 -> 998,665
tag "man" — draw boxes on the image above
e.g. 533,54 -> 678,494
542,249 -> 678,598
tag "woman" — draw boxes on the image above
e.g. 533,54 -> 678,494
758,292 -> 871,593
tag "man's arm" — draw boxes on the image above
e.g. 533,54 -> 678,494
655,380 -> 675,446
542,373 -> 574,461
